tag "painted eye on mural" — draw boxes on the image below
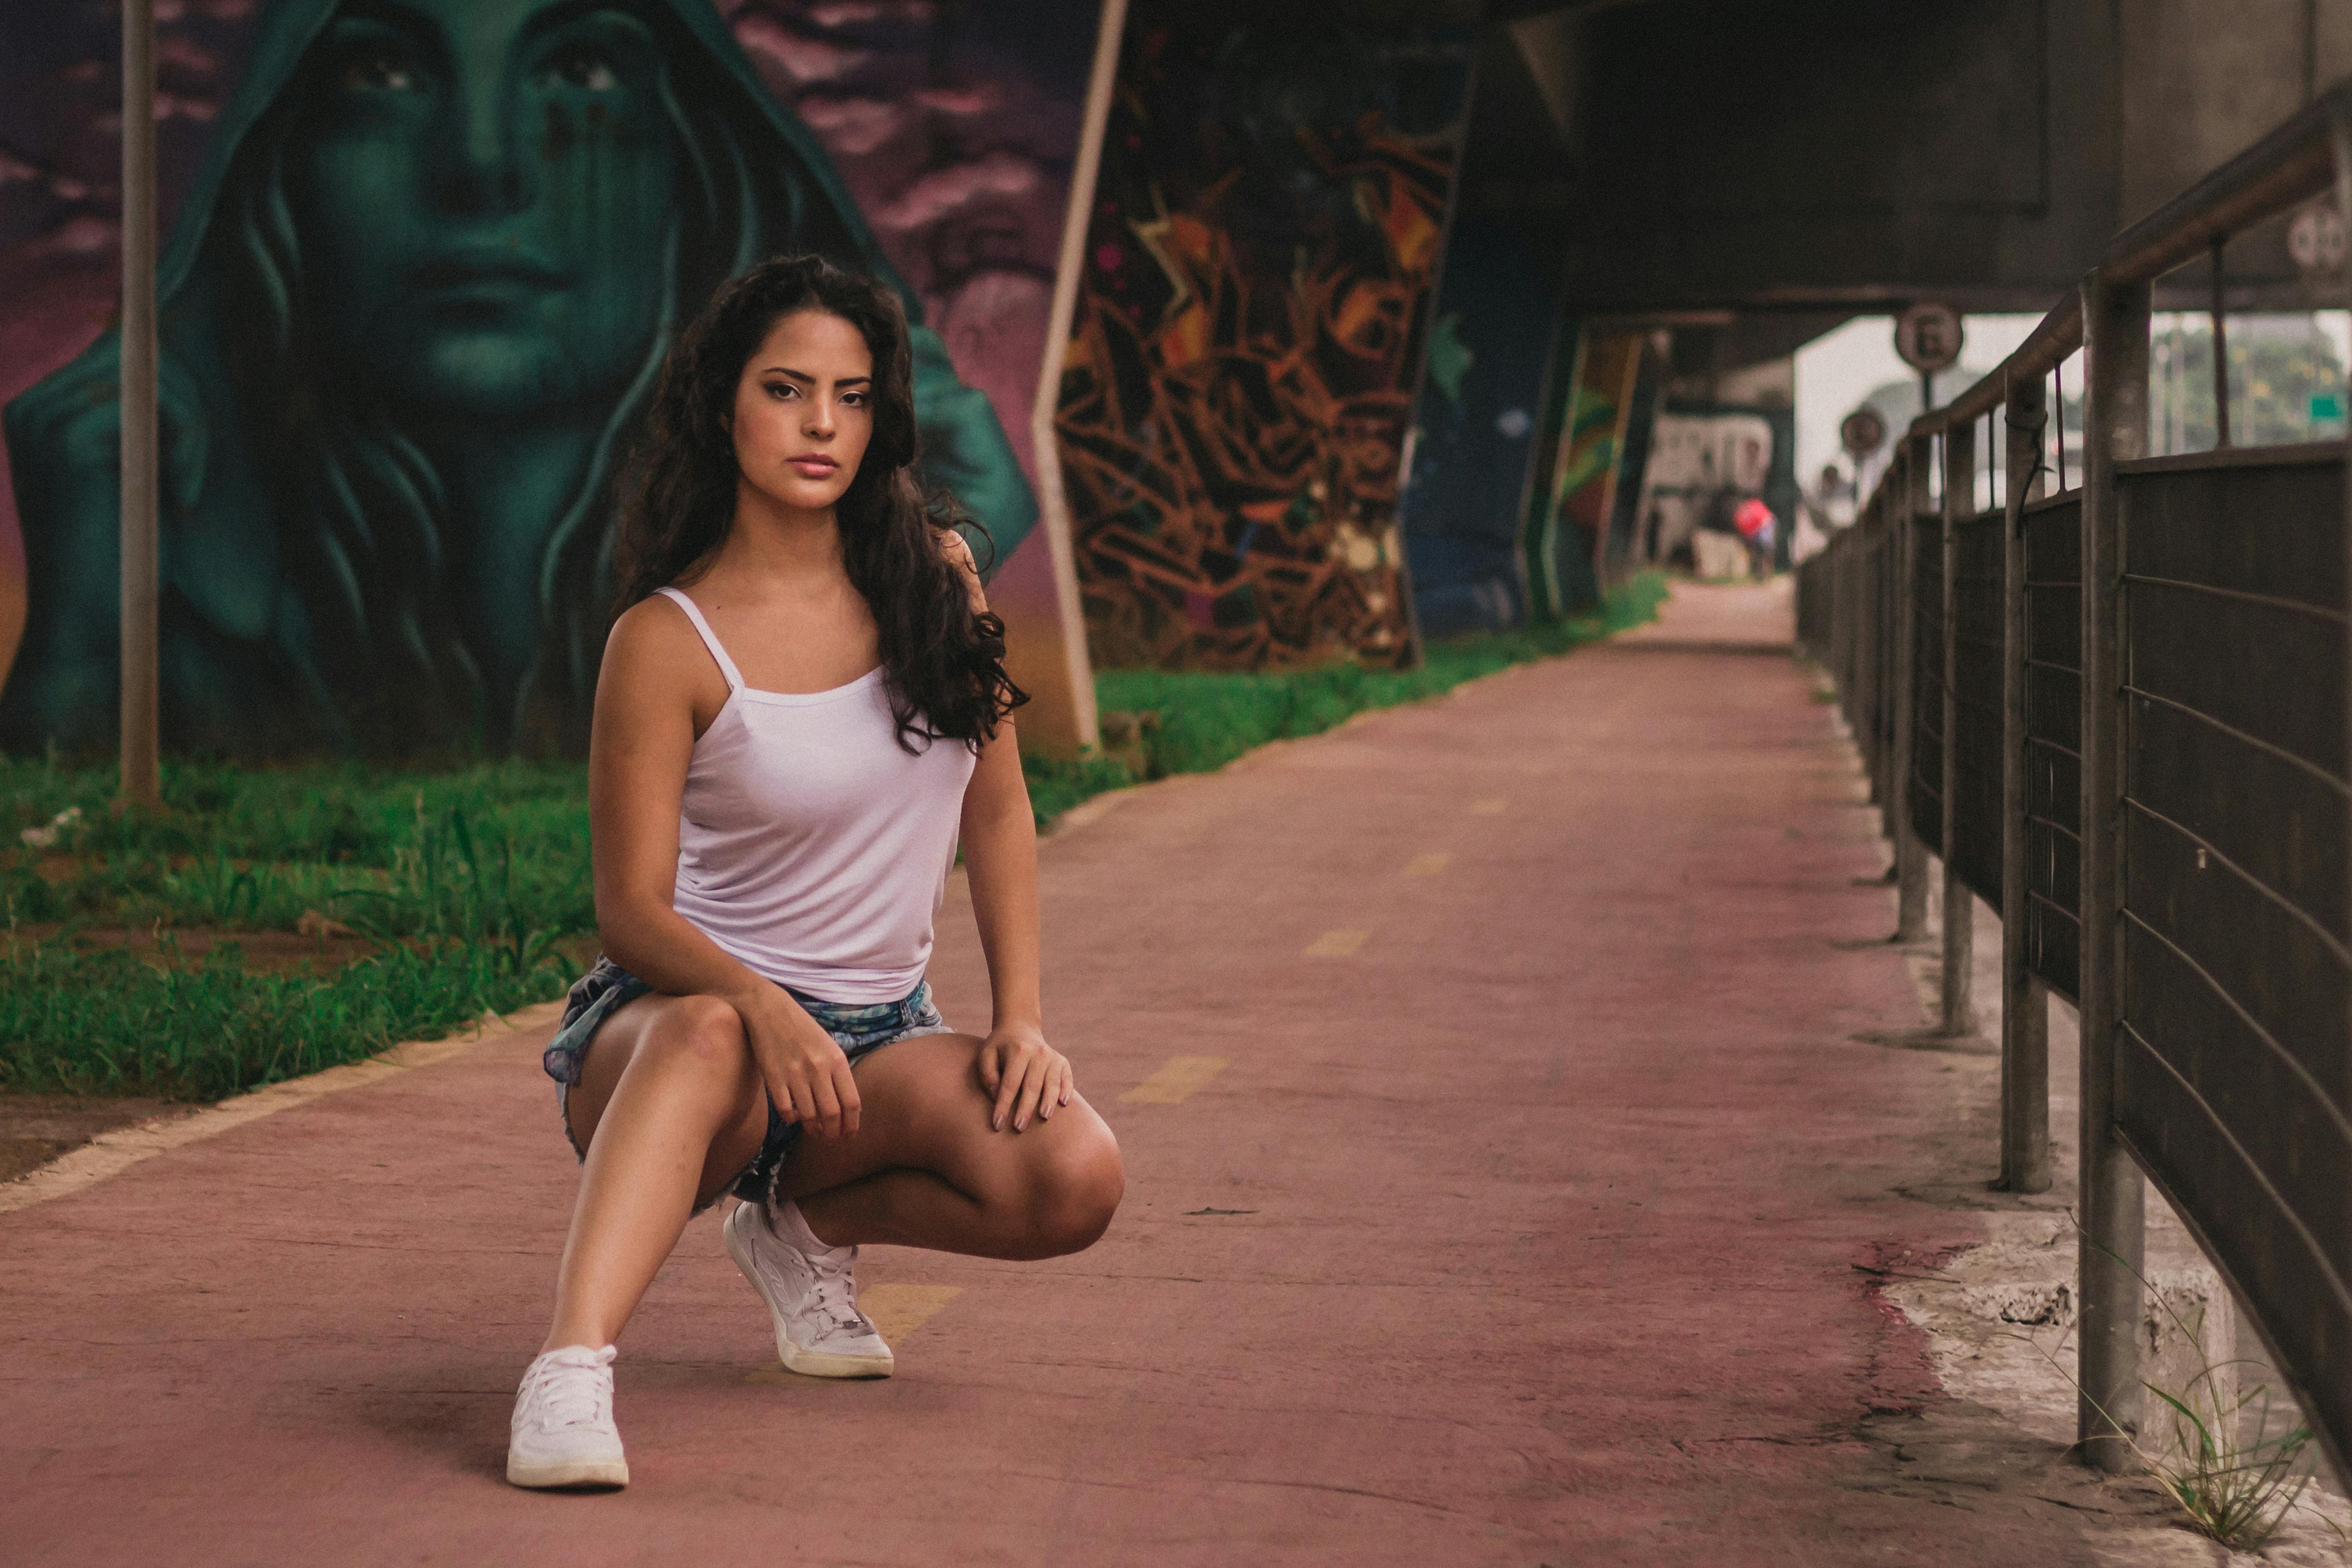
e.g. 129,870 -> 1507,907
543,45 -> 621,93
340,45 -> 420,94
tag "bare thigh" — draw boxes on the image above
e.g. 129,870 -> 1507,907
777,1032 -> 1118,1205
566,992 -> 772,1208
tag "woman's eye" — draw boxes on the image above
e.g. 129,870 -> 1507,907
765,382 -> 798,400
840,391 -> 867,407
343,47 -> 419,92
545,46 -> 620,91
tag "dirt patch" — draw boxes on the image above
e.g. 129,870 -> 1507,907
8,923 -> 603,978
10,923 -> 381,975
0,1093 -> 198,1183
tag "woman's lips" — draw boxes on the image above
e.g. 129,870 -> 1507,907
410,246 -> 572,294
788,456 -> 838,478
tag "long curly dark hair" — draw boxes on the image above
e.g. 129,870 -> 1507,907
612,255 -> 1025,751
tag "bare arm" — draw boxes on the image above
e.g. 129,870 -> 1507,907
588,598 -> 863,1137
942,533 -> 1072,1132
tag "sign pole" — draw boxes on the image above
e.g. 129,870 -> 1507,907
120,0 -> 160,808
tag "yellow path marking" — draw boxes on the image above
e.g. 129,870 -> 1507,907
1303,928 -> 1370,958
862,1283 -> 964,1343
1118,1055 -> 1230,1104
746,1284 -> 963,1383
1405,851 -> 1451,877
1470,796 -> 1507,815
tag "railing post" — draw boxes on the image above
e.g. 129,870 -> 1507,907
1865,494 -> 1882,766
1839,528 -> 1856,728
1870,493 -> 1890,808
1881,470 -> 1904,824
2001,371 -> 2052,1193
1940,419 -> 1975,1033
2078,269 -> 2151,1472
1893,441 -> 1930,940
2330,117 -> 2352,1282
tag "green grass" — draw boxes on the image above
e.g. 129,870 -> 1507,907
1,758 -> 594,937
1091,574 -> 1667,780
0,936 -> 572,1101
0,573 -> 1665,1100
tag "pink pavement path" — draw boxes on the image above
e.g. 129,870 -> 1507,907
3,583 -> 2087,1566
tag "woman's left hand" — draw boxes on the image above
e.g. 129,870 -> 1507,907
978,1023 -> 1073,1132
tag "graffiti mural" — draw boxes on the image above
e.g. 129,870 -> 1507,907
1053,15 -> 1473,671
1537,329 -> 1645,613
0,0 -> 1111,760
1396,214 -> 1559,641
1631,409 -> 1776,569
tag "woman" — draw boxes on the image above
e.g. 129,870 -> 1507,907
507,254 -> 1121,1490
1,0 -> 1034,759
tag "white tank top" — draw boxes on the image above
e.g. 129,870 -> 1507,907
655,586 -> 976,1004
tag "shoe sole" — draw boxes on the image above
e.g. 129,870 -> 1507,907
506,1454 -> 628,1490
723,1205 -> 895,1379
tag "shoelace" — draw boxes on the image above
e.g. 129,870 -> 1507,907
526,1358 -> 611,1431
804,1250 -> 872,1337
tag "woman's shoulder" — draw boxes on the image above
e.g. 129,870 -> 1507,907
602,589 -> 717,684
597,589 -> 736,730
608,588 -> 694,645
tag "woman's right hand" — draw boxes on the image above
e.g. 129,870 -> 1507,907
6,332 -> 212,534
739,989 -> 862,1139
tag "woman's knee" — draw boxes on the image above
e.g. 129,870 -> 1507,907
633,995 -> 753,1087
1021,1128 -> 1124,1257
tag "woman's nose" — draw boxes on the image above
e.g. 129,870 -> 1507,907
434,73 -> 535,215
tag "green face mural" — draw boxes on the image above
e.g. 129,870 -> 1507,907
1,0 -> 1035,760
291,0 -> 680,421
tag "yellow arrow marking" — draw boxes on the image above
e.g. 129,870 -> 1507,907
1303,928 -> 1370,958
1118,1055 -> 1230,1104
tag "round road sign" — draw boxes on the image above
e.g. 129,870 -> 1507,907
2290,204 -> 2347,274
1840,406 -> 1887,461
1894,304 -> 1964,374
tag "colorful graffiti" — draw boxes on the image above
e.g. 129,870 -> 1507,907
1397,214 -> 1560,640
1053,15 -> 1472,671
0,0 -> 1106,759
1535,329 -> 1645,613
1631,409 -> 1777,569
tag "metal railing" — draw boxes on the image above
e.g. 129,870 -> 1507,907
1796,81 -> 2352,1480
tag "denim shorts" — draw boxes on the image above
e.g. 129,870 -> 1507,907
543,956 -> 954,1209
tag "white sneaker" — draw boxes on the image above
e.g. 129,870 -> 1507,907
722,1199 -> 894,1378
506,1344 -> 628,1490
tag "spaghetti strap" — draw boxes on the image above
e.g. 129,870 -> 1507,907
654,586 -> 745,692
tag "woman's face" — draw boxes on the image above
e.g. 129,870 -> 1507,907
290,0 -> 680,416
730,309 -> 876,519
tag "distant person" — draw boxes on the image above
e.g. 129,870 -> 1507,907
1686,484 -> 1748,578
508,255 -> 1122,1491
1733,496 -> 1778,580
1817,463 -> 1852,524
